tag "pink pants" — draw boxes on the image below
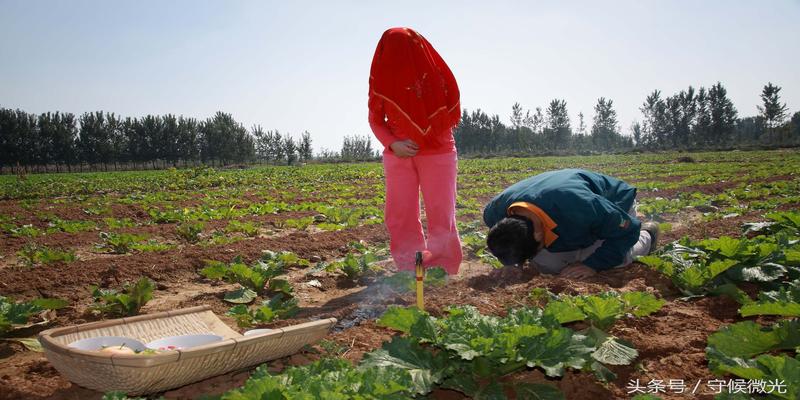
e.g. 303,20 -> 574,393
383,151 -> 463,275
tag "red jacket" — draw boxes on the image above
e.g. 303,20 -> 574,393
368,27 -> 460,155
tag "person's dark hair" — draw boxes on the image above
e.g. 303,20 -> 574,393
486,215 -> 541,266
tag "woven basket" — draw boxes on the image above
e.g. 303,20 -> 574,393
38,305 -> 336,395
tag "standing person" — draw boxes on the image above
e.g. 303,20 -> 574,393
368,27 -> 463,275
483,169 -> 660,279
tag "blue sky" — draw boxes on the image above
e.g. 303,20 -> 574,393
1,0 -> 798,151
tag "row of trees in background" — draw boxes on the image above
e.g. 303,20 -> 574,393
2,82 -> 797,172
0,111 -> 258,172
0,109 -> 381,172
455,82 -> 799,156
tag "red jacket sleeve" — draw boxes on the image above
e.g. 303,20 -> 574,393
368,93 -> 397,149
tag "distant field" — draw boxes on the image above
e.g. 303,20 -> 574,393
1,150 -> 798,400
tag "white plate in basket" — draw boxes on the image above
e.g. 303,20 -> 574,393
145,334 -> 223,351
68,336 -> 147,352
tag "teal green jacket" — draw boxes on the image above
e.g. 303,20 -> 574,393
483,169 -> 640,271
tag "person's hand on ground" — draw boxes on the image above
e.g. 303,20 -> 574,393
559,263 -> 597,279
390,139 -> 419,157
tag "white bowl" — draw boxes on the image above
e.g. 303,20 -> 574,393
145,334 -> 223,351
243,329 -> 274,337
68,336 -> 147,352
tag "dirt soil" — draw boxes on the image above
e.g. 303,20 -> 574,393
0,176 -> 796,400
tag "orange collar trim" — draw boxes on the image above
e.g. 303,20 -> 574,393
507,201 -> 559,247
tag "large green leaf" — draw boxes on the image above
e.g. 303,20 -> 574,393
707,321 -> 784,358
361,336 -> 448,395
754,355 -> 800,400
30,298 -> 68,310
637,255 -> 673,275
543,300 -> 586,324
708,259 -> 741,279
377,306 -> 427,334
701,236 -> 745,258
707,347 -> 764,379
740,287 -> 800,317
578,294 -> 624,330
223,287 -> 257,304
740,301 -> 800,317
200,260 -> 227,279
517,327 -> 592,377
267,279 -> 293,296
621,291 -> 665,317
726,262 -> 787,283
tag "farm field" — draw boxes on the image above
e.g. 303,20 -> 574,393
1,149 -> 799,400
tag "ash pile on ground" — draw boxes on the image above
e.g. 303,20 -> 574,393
331,283 -> 409,332
333,304 -> 388,332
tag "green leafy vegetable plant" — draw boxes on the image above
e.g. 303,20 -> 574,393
0,296 -> 68,335
706,320 -> 800,400
89,277 -> 154,317
175,221 -> 204,243
217,358 -> 422,400
226,294 -> 299,328
16,244 -> 76,266
541,291 -> 665,330
225,220 -> 259,237
96,232 -> 148,254
46,218 -> 96,233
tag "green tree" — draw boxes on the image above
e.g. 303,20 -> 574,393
640,90 -> 667,149
527,107 -> 544,135
270,130 -> 285,162
576,112 -> 587,137
510,102 -> 523,129
758,82 -> 789,144
252,125 -> 270,161
106,113 -> 127,169
707,82 -> 738,146
734,116 -> 765,144
77,112 -> 113,169
283,135 -> 297,165
299,131 -> 313,162
1,109 -> 39,171
545,99 -> 571,149
123,117 -> 149,168
790,112 -> 800,144
176,116 -> 200,165
630,121 -> 642,146
340,135 -> 376,161
141,115 -> 165,168
161,114 -> 180,166
200,112 -> 253,165
591,98 -> 620,151
674,87 -> 696,148
694,87 -> 712,145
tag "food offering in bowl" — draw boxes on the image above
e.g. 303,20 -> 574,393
145,334 -> 223,351
68,336 -> 150,355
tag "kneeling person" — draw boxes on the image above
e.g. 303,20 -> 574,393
483,169 -> 659,279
